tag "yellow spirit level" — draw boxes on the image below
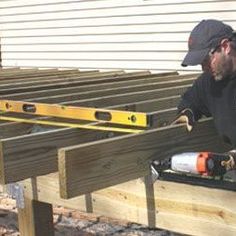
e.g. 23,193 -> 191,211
0,100 -> 150,128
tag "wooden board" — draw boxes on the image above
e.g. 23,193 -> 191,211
0,69 -> 98,82
0,70 -> 128,94
0,71 -> 180,96
58,119 -> 230,199
0,108 -> 178,184
3,73 -> 193,101
22,174 -> 236,236
18,178 -> 54,236
29,77 -> 194,104
62,84 -> 190,108
0,128 -> 124,184
0,68 -> 234,236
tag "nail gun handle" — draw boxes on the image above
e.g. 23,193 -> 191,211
207,153 -> 235,176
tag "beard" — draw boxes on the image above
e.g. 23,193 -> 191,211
213,53 -> 233,81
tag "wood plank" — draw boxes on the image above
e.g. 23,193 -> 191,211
1,71 -> 174,100
0,107 -> 178,184
153,180 -> 236,235
18,178 -> 54,236
29,77 -> 194,104
109,96 -> 180,113
3,73 -> 193,101
19,200 -> 54,236
0,71 -> 151,89
0,70 -> 125,90
0,71 -> 157,95
58,119 -> 230,199
0,67 -> 20,71
0,68 -> 86,79
1,84 -> 187,111
23,174 -> 88,212
64,84 -> 190,108
0,69 -> 100,83
0,71 -> 179,95
22,174 -> 236,236
0,72 -> 179,91
1,72 -> 181,135
0,128 -> 123,184
0,68 -> 51,76
0,121 -> 34,139
0,69 -> 126,84
0,72 -> 193,186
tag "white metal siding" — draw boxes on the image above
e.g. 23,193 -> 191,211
0,0 -> 236,72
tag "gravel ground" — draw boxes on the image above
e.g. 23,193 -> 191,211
0,193 -> 183,236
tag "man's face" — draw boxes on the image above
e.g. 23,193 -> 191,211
201,41 -> 233,81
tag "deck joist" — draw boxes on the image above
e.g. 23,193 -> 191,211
0,68 -> 235,236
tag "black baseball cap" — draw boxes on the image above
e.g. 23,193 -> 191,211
182,19 -> 234,67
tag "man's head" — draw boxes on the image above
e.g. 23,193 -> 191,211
182,19 -> 236,81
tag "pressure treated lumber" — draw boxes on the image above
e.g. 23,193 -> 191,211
18,178 -> 54,236
2,72 -> 152,100
0,108 -> 178,184
0,68 -> 233,236
2,82 -> 190,109
0,121 -> 34,139
0,128 -> 122,184
0,71 -> 176,90
0,70 -> 124,84
58,119 -> 230,199
29,77 -> 194,104
153,180 -> 236,236
0,83 -> 188,124
22,174 -> 236,236
64,84 -> 190,108
108,96 -> 180,113
0,68 -> 95,80
3,73 -> 195,101
0,71 -> 180,95
0,70 -> 126,91
0,70 -> 101,84
3,84 -> 188,110
0,70 -> 124,88
0,83 -> 186,184
0,68 -> 58,76
0,75 -> 183,129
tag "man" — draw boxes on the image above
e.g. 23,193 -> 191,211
173,19 -> 236,171
175,19 -> 236,146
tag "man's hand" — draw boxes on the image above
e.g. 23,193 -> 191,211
171,108 -> 195,132
222,150 -> 236,171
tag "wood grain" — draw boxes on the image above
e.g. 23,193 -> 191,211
3,73 -> 193,101
0,128 -> 121,184
22,174 -> 236,235
18,178 -> 54,236
58,119 -> 230,198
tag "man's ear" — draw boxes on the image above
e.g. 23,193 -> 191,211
221,38 -> 231,54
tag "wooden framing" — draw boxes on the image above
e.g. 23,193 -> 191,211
0,68 -> 235,236
58,119 -> 229,199
22,174 -> 236,236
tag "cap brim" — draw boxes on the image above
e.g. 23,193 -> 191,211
181,48 -> 210,67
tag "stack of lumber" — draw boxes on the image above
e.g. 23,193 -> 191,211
0,68 -> 235,236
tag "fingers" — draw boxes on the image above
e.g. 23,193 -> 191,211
186,122 -> 193,132
171,115 -> 193,132
171,115 -> 187,125
171,109 -> 195,132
